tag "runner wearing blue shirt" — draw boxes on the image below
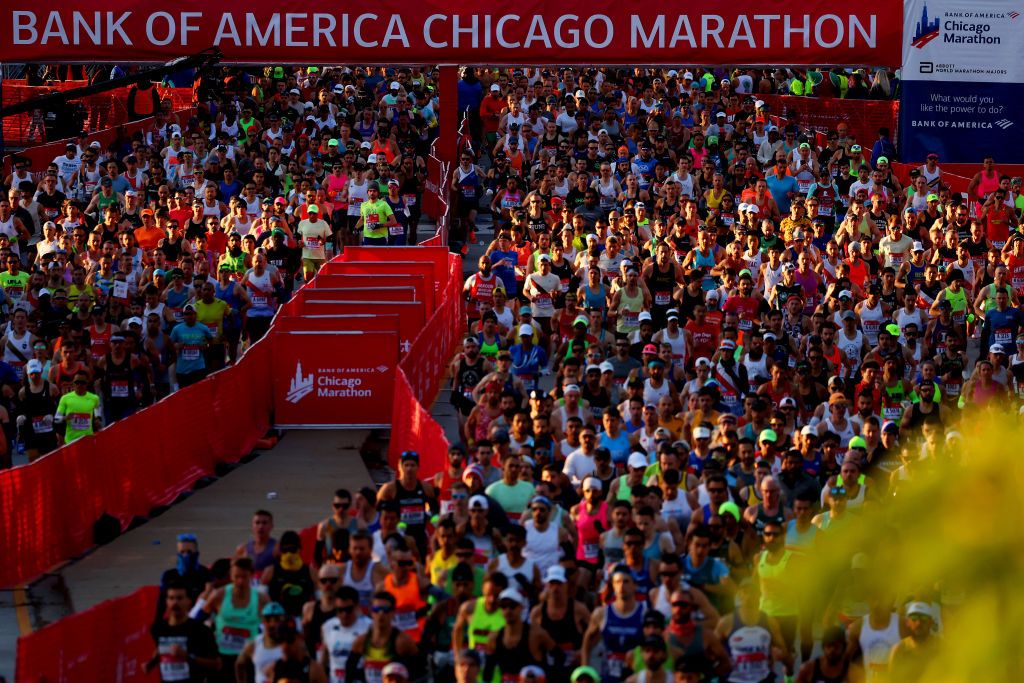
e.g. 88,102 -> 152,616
170,304 -> 215,388
765,160 -> 800,215
509,324 -> 548,392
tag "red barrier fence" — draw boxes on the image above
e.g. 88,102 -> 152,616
0,339 -> 273,589
2,106 -> 197,179
758,93 -> 899,152
388,252 -> 465,475
1,80 -> 193,148
17,584 -> 159,683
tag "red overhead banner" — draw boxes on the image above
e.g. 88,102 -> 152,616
0,2 -> 903,66
272,330 -> 399,429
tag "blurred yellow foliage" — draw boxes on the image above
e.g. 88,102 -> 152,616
793,414 -> 1024,681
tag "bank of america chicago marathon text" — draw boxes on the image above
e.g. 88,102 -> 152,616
10,11 -> 883,50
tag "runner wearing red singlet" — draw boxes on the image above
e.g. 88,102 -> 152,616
1002,237 -> 1024,297
686,303 -> 720,363
85,307 -> 119,363
982,188 -> 1017,249
722,274 -> 764,345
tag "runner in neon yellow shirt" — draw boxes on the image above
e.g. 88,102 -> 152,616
356,185 -> 399,245
55,372 -> 102,444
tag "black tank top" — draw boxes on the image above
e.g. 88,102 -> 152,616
487,624 -> 539,683
812,658 -> 850,683
272,656 -> 312,683
395,479 -> 428,537
541,601 -> 583,670
23,379 -> 55,418
103,353 -> 135,402
185,218 -> 206,241
457,356 -> 487,397
646,263 -> 677,307
753,504 -> 786,535
269,563 -> 315,616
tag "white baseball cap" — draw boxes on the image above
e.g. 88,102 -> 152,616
490,84 -> 501,92
582,476 -> 603,491
628,452 -> 648,469
518,324 -> 534,336
390,81 -> 401,90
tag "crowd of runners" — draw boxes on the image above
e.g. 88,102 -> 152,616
0,64 -> 435,467
8,65 -> 1006,681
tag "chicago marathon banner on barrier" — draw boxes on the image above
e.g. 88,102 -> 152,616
900,0 -> 1024,163
0,1 -> 902,65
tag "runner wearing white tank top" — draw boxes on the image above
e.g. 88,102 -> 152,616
762,261 -> 784,297
837,326 -> 864,361
347,179 -> 369,218
857,299 -> 885,347
857,611 -> 901,682
323,612 -> 372,683
523,518 -> 560,576
895,307 -> 926,343
252,636 -> 284,683
643,377 -> 671,406
655,326 -> 688,369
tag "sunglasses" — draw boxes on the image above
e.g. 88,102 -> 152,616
499,602 -> 519,610
371,605 -> 393,614
397,559 -> 415,567
762,531 -> 780,538
336,605 -> 355,614
320,577 -> 338,585
671,601 -> 692,608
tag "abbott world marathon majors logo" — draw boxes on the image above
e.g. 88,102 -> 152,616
285,360 -> 386,403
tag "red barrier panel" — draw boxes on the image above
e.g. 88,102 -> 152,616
1,82 -> 193,149
291,286 -> 420,305
388,253 -> 466,470
16,584 -> 159,683
337,247 -> 451,293
318,261 -> 439,309
275,314 -> 403,335
390,369 -> 452,482
758,94 -> 899,150
281,301 -> 425,353
0,339 -> 273,589
272,330 -> 399,429
3,105 -> 197,177
311,274 -> 431,311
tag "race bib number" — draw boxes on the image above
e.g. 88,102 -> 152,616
31,415 -> 53,434
388,225 -> 404,236
158,644 -> 189,682
403,194 -> 417,206
6,286 -> 23,301
994,328 -> 1012,344
182,345 -> 201,361
217,625 -> 251,653
110,380 -> 130,398
69,413 -> 91,431
738,318 -> 753,331
365,212 -> 380,228
393,609 -> 418,632
654,292 -> 671,306
883,405 -> 902,421
583,543 -> 600,561
605,652 -> 627,679
304,237 -> 322,249
400,503 -> 424,525
622,311 -> 639,328
251,295 -> 268,307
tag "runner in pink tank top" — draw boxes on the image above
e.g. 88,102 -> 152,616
574,491 -> 608,568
